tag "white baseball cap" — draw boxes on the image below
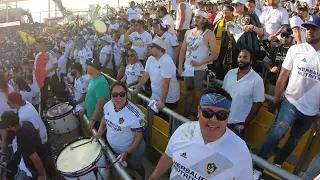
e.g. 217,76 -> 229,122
232,0 -> 246,4
100,35 -> 112,43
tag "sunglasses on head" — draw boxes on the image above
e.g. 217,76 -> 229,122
111,92 -> 126,98
199,106 -> 229,121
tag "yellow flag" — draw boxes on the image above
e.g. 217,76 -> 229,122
18,31 -> 35,45
93,5 -> 101,17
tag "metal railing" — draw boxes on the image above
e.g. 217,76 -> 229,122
100,73 -> 302,180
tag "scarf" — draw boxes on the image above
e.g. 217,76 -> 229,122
215,17 -> 236,54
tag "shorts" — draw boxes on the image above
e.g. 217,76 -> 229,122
227,123 -> 246,139
184,70 -> 207,91
177,29 -> 188,43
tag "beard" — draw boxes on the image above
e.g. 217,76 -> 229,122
238,61 -> 251,70
307,37 -> 320,44
71,71 -> 77,76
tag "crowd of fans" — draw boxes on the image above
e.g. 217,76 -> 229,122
0,0 -> 319,179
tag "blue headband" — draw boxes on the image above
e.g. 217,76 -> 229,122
200,93 -> 231,110
151,42 -> 165,53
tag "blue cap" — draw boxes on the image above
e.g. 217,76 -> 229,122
200,93 -> 231,110
302,15 -> 320,28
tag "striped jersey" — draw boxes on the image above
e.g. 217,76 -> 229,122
103,100 -> 144,154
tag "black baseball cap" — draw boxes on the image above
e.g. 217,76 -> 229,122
0,111 -> 20,129
35,37 -> 47,44
86,58 -> 102,71
71,62 -> 83,72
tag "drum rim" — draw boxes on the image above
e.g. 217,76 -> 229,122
55,136 -> 104,176
46,102 -> 74,120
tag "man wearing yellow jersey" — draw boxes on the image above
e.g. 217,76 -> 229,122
149,88 -> 253,180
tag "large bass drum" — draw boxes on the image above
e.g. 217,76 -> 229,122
46,102 -> 80,154
56,137 -> 111,180
46,102 -> 79,134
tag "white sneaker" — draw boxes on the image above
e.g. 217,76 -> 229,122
253,169 -> 262,180
275,164 -> 281,168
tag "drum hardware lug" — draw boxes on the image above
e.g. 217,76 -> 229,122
53,121 -> 56,124
63,118 -> 66,122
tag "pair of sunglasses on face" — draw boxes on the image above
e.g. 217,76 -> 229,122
111,92 -> 126,98
199,106 -> 229,121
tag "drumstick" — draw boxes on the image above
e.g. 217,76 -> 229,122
70,140 -> 93,150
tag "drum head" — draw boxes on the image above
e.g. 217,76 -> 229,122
56,138 -> 102,173
47,103 -> 73,118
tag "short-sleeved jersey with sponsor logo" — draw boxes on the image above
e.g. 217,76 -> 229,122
104,100 -> 144,154
74,75 -> 89,108
166,122 -> 253,180
282,43 -> 320,116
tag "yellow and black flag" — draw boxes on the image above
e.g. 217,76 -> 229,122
93,5 -> 101,17
18,31 -> 35,45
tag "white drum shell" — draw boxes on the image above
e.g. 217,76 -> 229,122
57,138 -> 109,179
48,112 -> 78,134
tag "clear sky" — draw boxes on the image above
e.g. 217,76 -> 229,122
15,0 -> 144,22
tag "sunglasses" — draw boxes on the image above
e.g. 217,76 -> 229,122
281,33 -> 290,38
199,106 -> 229,121
111,92 -> 126,98
127,54 -> 134,57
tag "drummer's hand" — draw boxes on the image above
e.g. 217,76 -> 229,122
91,132 -> 102,140
79,108 -> 86,116
89,119 -> 96,130
120,151 -> 129,162
37,175 -> 45,180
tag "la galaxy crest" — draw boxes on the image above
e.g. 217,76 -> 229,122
119,117 -> 124,124
206,162 -> 217,175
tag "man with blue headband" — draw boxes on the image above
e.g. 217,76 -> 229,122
149,88 -> 253,180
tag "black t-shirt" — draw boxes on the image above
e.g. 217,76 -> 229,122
16,121 -> 46,172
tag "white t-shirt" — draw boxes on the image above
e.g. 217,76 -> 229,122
45,50 -> 58,77
65,40 -> 74,59
20,90 -> 33,104
156,32 -> 179,60
282,43 -> 320,116
171,0 -> 178,11
57,54 -> 67,81
162,14 -> 175,34
74,75 -> 89,108
108,23 -> 119,31
18,101 -> 48,144
145,54 -> 180,103
127,7 -> 143,21
104,101 -> 144,154
222,68 -> 265,124
99,45 -> 112,67
30,82 -> 40,105
0,91 -> 11,121
259,6 -> 289,39
125,62 -> 144,89
166,122 -> 253,180
129,31 -> 153,60
290,16 -> 306,43
113,41 -> 124,67
78,46 -> 93,71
